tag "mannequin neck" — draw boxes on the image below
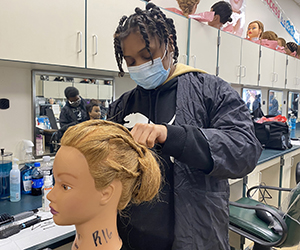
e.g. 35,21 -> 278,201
72,210 -> 122,250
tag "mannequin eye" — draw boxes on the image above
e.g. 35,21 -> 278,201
62,184 -> 72,191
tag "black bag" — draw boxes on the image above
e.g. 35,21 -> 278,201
254,121 -> 292,150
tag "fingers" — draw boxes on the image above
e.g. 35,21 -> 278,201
131,123 -> 167,148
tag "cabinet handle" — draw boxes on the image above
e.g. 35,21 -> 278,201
275,73 -> 278,82
180,54 -> 187,65
236,65 -> 240,77
242,66 -> 246,78
77,31 -> 82,53
191,55 -> 196,68
93,35 -> 98,56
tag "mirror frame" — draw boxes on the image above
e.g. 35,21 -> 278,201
32,70 -> 115,158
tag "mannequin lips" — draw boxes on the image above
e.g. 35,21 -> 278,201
50,206 -> 59,215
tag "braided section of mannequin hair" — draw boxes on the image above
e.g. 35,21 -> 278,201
113,1 -> 179,77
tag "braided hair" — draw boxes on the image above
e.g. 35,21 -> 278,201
113,1 -> 179,77
61,119 -> 161,211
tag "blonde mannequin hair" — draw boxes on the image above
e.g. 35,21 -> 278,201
176,0 -> 200,17
61,120 -> 161,210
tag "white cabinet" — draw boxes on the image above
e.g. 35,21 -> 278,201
99,85 -> 113,100
286,55 -> 300,90
240,39 -> 260,86
87,0 -> 145,72
74,83 -> 98,99
43,81 -> 72,99
0,0 -> 85,67
218,31 -> 242,84
259,46 -> 286,88
189,20 -> 218,75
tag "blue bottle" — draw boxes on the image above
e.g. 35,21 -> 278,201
31,162 -> 44,196
290,114 -> 296,130
0,148 -> 12,200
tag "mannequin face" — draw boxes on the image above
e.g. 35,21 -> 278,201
247,22 -> 261,39
89,106 -> 101,119
47,146 -> 104,226
229,0 -> 244,12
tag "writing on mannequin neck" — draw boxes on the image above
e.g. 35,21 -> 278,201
47,120 -> 161,250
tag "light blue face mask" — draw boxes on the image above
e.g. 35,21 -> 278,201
128,49 -> 172,90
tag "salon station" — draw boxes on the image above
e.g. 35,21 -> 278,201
1,0 -> 300,250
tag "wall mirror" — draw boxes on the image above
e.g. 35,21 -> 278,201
288,91 -> 299,119
268,90 -> 283,116
32,70 -> 114,158
242,88 -> 262,113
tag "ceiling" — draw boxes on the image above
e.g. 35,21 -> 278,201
293,0 -> 300,7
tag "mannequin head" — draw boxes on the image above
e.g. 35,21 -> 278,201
208,1 -> 233,29
86,100 -> 101,120
176,0 -> 200,18
246,20 -> 264,40
285,42 -> 298,56
261,31 -> 278,41
277,37 -> 286,47
47,120 -> 161,249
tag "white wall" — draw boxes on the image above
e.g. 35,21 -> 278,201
0,65 -> 32,156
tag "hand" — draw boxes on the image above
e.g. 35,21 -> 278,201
130,123 -> 167,148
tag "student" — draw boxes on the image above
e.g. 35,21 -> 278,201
47,120 -> 161,250
59,86 -> 88,130
269,91 -> 279,116
208,1 -> 233,29
109,1 -> 262,249
246,20 -> 264,41
86,99 -> 101,120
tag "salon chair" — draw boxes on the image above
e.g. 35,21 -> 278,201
229,163 -> 300,250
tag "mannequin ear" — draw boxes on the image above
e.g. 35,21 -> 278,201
98,184 -> 115,206
214,14 -> 220,22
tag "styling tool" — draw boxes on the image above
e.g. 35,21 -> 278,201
0,216 -> 52,239
0,209 -> 39,226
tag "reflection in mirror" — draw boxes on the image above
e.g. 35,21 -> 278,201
242,88 -> 261,114
32,71 -> 114,158
288,91 -> 299,120
268,90 -> 283,116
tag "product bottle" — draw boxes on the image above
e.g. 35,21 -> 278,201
41,156 -> 53,177
290,114 -> 296,130
36,135 -> 44,156
31,162 -> 44,196
42,175 -> 53,212
21,147 -> 35,194
10,159 -> 21,202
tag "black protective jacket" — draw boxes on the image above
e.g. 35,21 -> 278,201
108,64 -> 262,250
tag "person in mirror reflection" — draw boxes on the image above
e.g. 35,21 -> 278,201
222,0 -> 245,36
109,1 -> 262,249
245,20 -> 264,42
175,0 -> 200,18
47,120 -> 161,250
59,86 -> 88,134
86,99 -> 101,120
269,91 -> 279,116
208,1 -> 233,29
285,42 -> 298,57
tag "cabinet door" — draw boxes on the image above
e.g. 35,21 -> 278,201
99,85 -> 113,100
189,20 -> 218,75
0,0 -> 85,67
272,52 -> 286,89
44,82 -> 60,99
240,39 -> 260,86
86,85 -> 98,99
87,0 -> 145,71
286,56 -> 298,90
218,31 -> 242,84
74,83 -> 88,98
259,46 -> 275,87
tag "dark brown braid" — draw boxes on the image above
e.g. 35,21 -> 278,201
113,1 -> 179,77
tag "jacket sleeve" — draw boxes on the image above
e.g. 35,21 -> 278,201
161,74 -> 263,179
59,107 -> 78,128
